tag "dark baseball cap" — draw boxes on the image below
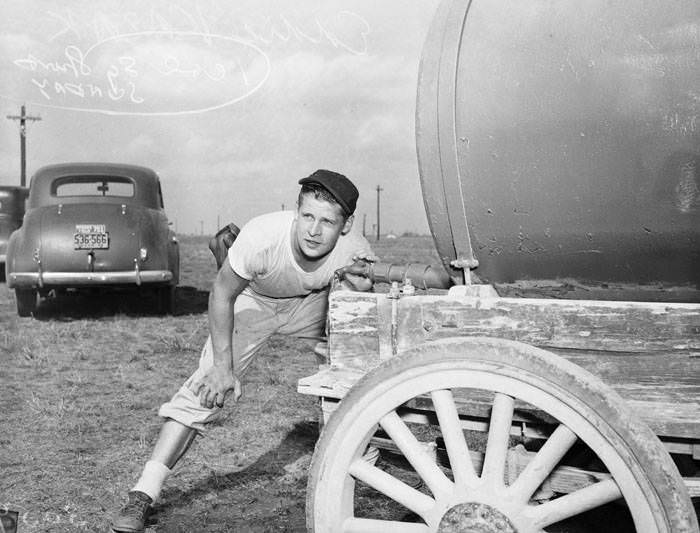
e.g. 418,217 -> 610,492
298,169 -> 358,215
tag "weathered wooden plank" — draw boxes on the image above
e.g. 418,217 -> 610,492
553,350 -> 699,439
323,288 -> 700,439
371,436 -> 612,498
495,280 -> 700,304
297,367 -> 363,398
328,291 -> 700,366
557,350 -> 698,385
403,296 -> 700,353
327,290 -> 380,370
686,478 -> 700,498
409,382 -> 700,440
299,364 -> 699,441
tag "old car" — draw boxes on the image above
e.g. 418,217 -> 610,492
5,163 -> 179,316
0,185 -> 28,281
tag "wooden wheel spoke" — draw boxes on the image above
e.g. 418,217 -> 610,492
380,411 -> 454,498
343,517 -> 430,533
430,389 -> 478,486
348,458 -> 435,519
508,424 -> 578,503
309,344 -> 696,531
481,392 -> 514,485
522,479 -> 622,528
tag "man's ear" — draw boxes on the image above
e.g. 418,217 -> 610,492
341,214 -> 354,235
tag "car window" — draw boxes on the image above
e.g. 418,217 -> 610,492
52,176 -> 135,197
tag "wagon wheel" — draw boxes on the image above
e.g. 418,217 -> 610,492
307,337 -> 697,533
15,288 -> 38,317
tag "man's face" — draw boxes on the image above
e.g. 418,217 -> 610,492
293,194 -> 353,262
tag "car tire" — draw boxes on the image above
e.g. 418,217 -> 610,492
15,289 -> 38,317
156,285 -> 176,315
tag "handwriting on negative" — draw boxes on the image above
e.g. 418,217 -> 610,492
13,32 -> 271,116
10,9 -> 370,116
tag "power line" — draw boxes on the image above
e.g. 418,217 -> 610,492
6,104 -> 42,187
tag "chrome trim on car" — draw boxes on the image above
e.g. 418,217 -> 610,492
36,258 -> 44,288
0,254 -> 6,263
134,258 -> 141,285
8,270 -> 174,287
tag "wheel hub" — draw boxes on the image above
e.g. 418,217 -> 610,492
437,502 -> 517,533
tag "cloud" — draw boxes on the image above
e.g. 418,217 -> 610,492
0,32 -> 46,58
0,32 -> 54,100
354,113 -> 412,154
1,0 -> 438,234
124,133 -> 155,156
268,51 -> 414,115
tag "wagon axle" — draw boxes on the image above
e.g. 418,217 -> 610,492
437,502 -> 516,533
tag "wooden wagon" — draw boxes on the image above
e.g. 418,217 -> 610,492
299,0 -> 700,531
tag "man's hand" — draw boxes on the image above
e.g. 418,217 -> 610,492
341,271 -> 374,292
185,365 -> 242,409
352,253 -> 379,264
335,254 -> 378,292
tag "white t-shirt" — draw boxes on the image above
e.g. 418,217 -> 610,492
227,211 -> 372,298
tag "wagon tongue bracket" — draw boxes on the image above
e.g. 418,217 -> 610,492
437,502 -> 516,533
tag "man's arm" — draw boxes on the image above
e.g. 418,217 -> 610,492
186,256 -> 249,409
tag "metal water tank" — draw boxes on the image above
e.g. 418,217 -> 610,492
417,0 -> 700,291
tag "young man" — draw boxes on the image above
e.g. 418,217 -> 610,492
111,169 -> 373,532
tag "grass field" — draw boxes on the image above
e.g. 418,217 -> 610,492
0,235 -> 442,532
1,234 -> 692,532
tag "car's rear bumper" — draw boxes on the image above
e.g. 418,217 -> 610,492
7,270 -> 174,288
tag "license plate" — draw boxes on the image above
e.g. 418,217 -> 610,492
74,224 -> 109,249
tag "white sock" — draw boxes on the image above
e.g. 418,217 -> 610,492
132,460 -> 171,503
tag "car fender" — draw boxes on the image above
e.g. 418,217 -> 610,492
6,209 -> 41,284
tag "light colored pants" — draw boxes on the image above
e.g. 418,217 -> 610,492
159,287 -> 328,430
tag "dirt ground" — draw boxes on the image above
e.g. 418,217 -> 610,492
0,235 -> 440,532
1,235 -> 695,532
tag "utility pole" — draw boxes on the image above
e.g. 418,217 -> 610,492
362,213 -> 367,237
376,185 -> 383,241
6,104 -> 42,187
199,220 -> 204,235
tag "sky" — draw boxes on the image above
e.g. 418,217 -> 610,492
0,0 -> 441,236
